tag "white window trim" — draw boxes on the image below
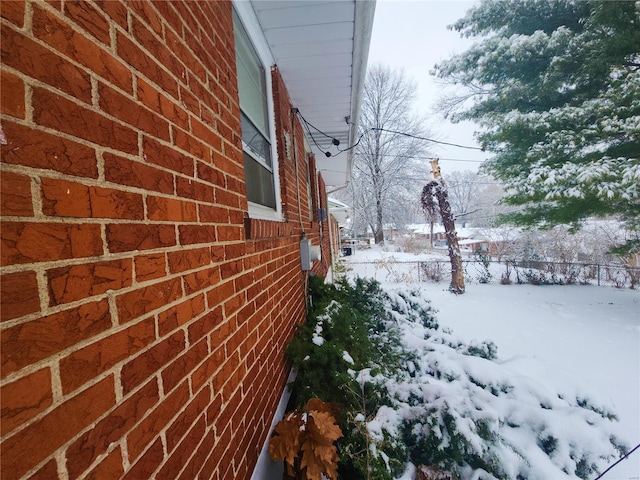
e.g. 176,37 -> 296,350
233,1 -> 283,222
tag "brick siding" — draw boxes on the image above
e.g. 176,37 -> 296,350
0,1 -> 333,478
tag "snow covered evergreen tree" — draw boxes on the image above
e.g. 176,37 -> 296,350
434,0 -> 640,254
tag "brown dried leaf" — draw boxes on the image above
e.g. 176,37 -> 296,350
299,410 -> 342,480
305,398 -> 332,415
269,412 -> 303,469
308,411 -> 343,444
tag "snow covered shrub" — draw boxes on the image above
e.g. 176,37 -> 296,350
420,261 -> 444,282
374,287 -> 627,479
474,253 -> 493,284
286,276 -> 413,479
284,277 -> 626,479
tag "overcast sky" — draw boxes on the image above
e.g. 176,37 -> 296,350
368,0 -> 487,173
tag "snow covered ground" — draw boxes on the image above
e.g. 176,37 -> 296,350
344,245 -> 640,479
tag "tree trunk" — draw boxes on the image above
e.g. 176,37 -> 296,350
434,183 -> 465,294
375,197 -> 384,245
428,159 -> 465,294
429,219 -> 434,249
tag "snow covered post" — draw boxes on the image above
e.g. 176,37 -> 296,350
422,159 -> 465,294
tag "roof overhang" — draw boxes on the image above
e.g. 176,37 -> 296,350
328,196 -> 351,225
249,0 -> 376,189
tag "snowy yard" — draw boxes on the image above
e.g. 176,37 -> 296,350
344,246 -> 640,479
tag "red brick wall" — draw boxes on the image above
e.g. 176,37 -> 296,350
0,1 -> 332,479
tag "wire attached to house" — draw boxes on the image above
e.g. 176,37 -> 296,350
293,108 -> 484,158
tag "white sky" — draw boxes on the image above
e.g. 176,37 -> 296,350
368,0 -> 487,173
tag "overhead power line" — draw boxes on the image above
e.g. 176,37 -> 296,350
293,109 -> 485,157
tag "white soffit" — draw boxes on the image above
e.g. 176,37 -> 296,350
250,0 -> 376,189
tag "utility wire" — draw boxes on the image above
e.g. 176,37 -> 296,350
356,152 -> 486,163
370,127 -> 484,151
593,443 -> 640,480
293,109 -> 484,156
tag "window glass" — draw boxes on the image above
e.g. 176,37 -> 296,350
233,9 -> 277,212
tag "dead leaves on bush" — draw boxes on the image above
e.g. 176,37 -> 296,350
269,399 -> 343,480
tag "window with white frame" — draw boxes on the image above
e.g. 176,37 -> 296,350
233,8 -> 279,215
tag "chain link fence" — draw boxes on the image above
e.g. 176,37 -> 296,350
346,258 -> 640,289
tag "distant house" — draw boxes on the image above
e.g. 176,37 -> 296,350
407,224 -> 519,258
0,1 -> 374,478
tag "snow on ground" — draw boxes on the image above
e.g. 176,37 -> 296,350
344,245 -> 640,479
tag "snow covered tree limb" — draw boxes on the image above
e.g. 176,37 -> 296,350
434,0 -> 640,253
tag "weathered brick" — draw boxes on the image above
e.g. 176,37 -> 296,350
167,247 -> 211,274
0,270 -> 40,321
0,368 -> 52,436
116,31 -> 179,100
65,379 -> 159,479
177,86 -> 200,117
99,82 -> 170,141
0,376 -> 115,479
1,222 -> 103,266
143,136 -> 194,176
126,381 -> 190,462
120,330 -> 185,393
32,4 -> 132,93
0,70 -> 25,118
158,294 -> 205,338
211,245 -> 225,262
82,446 -> 125,480
205,279 -> 235,308
122,437 -> 163,480
103,152 -> 174,195
47,258 -> 132,306
156,416 -> 206,479
187,75 -> 220,121
106,223 -> 176,254
161,337 -> 208,393
0,171 -> 33,217
41,178 -> 144,220
190,347 -> 222,393
63,0 -> 110,44
178,224 -> 216,245
116,277 -> 182,324
223,291 -> 245,317
173,126 -> 212,163
166,27 -> 207,83
187,307 -> 222,344
151,1 -> 183,39
137,76 -> 189,130
177,429 -> 215,480
0,1 -> 25,27
214,187 -> 241,209
219,259 -> 242,280
32,87 -> 138,154
0,121 -> 98,178
165,387 -> 209,452
190,115 -> 219,147
127,0 -> 163,36
59,317 -> 155,394
196,161 -> 225,186
225,243 -> 246,260
134,253 -> 167,282
1,26 -> 92,103
171,1 -> 201,37
176,176 -> 215,203
28,459 -> 59,479
131,15 -> 185,81
183,266 -> 221,296
1,300 -> 111,378
44,0 -> 62,10
147,195 -> 197,222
